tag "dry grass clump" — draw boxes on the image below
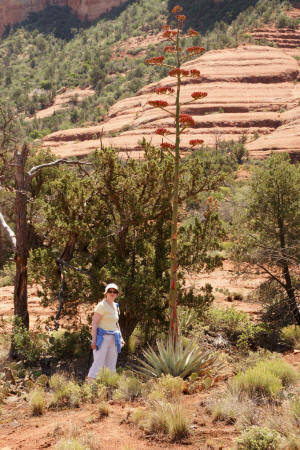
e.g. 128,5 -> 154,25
29,388 -> 46,416
290,397 -> 300,425
53,422 -> 98,450
147,400 -> 190,441
97,401 -> 110,418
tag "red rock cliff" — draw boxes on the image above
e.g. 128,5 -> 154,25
0,0 -> 128,36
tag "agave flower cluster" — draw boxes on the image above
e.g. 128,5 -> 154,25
145,5 -> 207,343
145,5 -> 207,154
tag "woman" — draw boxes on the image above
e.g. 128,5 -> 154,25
87,283 -> 124,381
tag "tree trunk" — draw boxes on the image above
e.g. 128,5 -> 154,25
278,215 -> 300,324
283,265 -> 300,325
14,144 -> 29,329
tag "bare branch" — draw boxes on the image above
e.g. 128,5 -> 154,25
0,211 -> 16,251
28,159 -> 92,180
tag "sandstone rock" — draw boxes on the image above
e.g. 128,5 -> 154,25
43,45 -> 300,160
0,0 -> 127,37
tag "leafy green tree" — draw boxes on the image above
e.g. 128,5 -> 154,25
29,144 -> 230,340
231,153 -> 300,324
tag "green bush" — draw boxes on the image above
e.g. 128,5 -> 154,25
114,376 -> 143,401
206,307 -> 262,351
48,327 -> 90,360
96,368 -> 120,388
281,325 -> 300,350
255,359 -> 298,387
236,426 -> 280,450
13,317 -> 47,363
233,367 -> 283,399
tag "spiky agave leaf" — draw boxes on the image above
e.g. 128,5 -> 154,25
135,337 -> 223,379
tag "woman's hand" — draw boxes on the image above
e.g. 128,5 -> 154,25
91,343 -> 96,350
121,338 -> 125,347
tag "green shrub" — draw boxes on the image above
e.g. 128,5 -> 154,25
206,307 -> 262,351
114,376 -> 143,401
255,359 -> 298,387
96,368 -> 120,388
13,317 -> 47,363
48,327 -> 90,360
0,261 -> 15,287
49,376 -> 82,409
281,325 -> 300,350
236,426 -> 280,450
233,367 -> 283,399
29,388 -> 46,416
156,375 -> 183,400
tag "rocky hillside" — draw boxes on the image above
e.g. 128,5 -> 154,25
0,0 -> 127,36
43,45 -> 300,160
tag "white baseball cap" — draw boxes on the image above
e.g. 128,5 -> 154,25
104,283 -> 119,294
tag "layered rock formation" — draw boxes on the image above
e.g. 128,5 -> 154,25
0,0 -> 127,37
43,45 -> 300,160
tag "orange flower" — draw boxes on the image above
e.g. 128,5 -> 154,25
162,24 -> 170,30
181,69 -> 190,76
190,69 -> 201,78
164,45 -> 182,53
176,14 -> 186,22
168,68 -> 190,77
189,139 -> 204,147
161,142 -> 176,150
155,86 -> 175,94
179,114 -> 195,127
162,30 -> 172,38
148,100 -> 169,108
187,46 -> 205,54
188,29 -> 199,36
155,128 -> 170,135
145,56 -> 165,65
191,91 -> 207,100
171,5 -> 183,14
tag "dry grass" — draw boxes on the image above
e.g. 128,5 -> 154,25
97,401 -> 110,418
146,400 -> 190,441
29,388 -> 46,416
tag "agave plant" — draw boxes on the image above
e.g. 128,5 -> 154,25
135,337 -> 223,379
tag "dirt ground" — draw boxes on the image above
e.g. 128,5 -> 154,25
0,262 -> 299,450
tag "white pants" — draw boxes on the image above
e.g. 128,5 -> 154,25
88,334 -> 118,379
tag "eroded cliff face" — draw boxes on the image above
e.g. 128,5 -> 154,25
0,0 -> 128,36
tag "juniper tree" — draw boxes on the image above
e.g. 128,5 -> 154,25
231,153 -> 300,324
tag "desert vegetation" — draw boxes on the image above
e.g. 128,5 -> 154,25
0,0 -> 300,448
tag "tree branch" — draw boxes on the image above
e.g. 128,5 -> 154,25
0,211 -> 16,251
28,159 -> 92,180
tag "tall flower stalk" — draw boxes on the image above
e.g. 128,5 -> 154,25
146,6 -> 207,344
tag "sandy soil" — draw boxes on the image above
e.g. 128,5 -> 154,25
1,262 -> 299,449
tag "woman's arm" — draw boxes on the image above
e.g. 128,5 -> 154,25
91,312 -> 103,350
